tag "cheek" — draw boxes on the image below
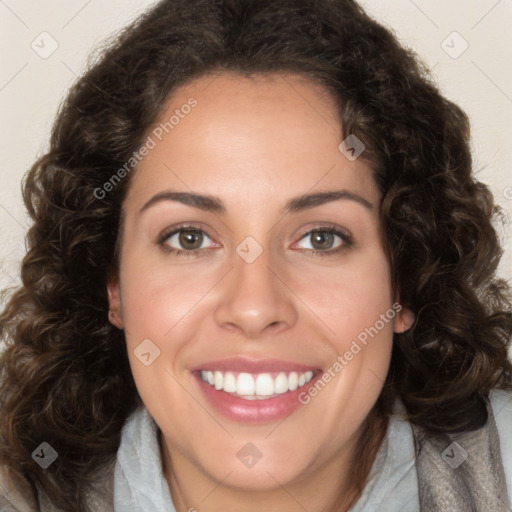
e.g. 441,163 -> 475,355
295,251 -> 394,345
293,250 -> 394,407
119,253 -> 213,340
300,272 -> 394,444
117,251 -> 233,408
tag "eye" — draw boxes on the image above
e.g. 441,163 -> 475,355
157,224 -> 216,256
294,226 -> 352,256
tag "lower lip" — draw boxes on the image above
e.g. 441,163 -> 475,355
193,372 -> 321,423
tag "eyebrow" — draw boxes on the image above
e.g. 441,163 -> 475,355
138,188 -> 373,216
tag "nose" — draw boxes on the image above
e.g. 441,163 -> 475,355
214,245 -> 298,339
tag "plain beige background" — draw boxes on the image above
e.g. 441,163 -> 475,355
0,0 -> 511,308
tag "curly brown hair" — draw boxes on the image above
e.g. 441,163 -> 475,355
1,0 -> 511,510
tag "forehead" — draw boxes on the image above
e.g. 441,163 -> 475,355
124,72 -> 379,213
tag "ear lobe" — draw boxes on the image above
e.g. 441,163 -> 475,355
106,275 -> 124,329
393,306 -> 415,334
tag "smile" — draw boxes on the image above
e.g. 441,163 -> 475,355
199,370 -> 316,400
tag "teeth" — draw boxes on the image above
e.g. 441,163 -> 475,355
288,372 -> 299,391
255,374 -> 274,396
274,372 -> 289,394
237,373 -> 255,395
223,372 -> 236,392
214,371 -> 223,390
200,369 -> 315,399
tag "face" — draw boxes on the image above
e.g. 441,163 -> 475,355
107,72 -> 413,495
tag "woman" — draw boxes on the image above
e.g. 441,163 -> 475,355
1,0 -> 511,510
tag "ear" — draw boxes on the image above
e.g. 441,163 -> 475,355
393,301 -> 415,334
106,273 -> 124,330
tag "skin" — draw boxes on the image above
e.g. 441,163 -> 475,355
107,71 -> 414,512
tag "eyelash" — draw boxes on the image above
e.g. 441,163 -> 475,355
157,223 -> 353,257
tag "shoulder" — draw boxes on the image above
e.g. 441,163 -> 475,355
0,463 -> 38,512
0,459 -> 115,512
489,388 -> 512,501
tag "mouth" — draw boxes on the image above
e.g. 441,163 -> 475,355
191,358 -> 323,423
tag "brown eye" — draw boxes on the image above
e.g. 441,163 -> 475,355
158,225 -> 215,256
309,231 -> 336,250
177,229 -> 204,250
294,227 -> 352,256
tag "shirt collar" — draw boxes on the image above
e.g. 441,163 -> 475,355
114,403 -> 176,511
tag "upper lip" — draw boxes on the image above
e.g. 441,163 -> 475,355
190,357 -> 320,374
